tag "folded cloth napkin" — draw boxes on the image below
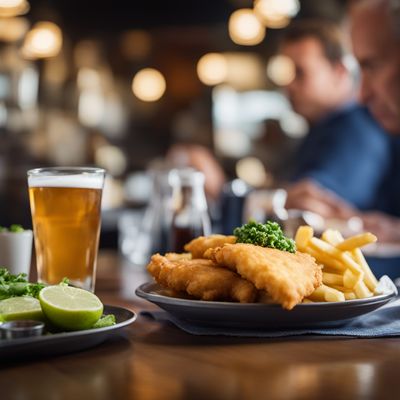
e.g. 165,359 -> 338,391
141,297 -> 400,338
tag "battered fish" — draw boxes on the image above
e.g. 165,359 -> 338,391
184,234 -> 236,259
147,254 -> 257,303
206,244 -> 322,309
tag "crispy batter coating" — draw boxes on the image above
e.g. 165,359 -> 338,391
206,244 -> 322,310
184,234 -> 236,258
147,254 -> 257,303
165,252 -> 192,261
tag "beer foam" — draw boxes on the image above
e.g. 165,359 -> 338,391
28,174 -> 104,189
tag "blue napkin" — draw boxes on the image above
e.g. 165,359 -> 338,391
141,297 -> 400,338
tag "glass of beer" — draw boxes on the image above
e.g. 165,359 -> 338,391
27,167 -> 105,292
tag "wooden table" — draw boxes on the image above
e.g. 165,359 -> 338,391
2,250 -> 400,400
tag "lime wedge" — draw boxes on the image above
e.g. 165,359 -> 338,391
39,285 -> 103,331
0,296 -> 43,322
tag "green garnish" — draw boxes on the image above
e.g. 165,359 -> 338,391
60,277 -> 69,285
0,224 -> 25,233
234,220 -> 296,253
92,314 -> 116,329
9,224 -> 24,233
0,268 -> 45,300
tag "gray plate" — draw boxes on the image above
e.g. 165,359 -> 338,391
0,305 -> 136,358
136,282 -> 397,330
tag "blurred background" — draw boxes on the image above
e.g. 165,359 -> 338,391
0,0 -> 349,249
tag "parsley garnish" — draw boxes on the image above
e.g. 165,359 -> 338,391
234,220 -> 296,253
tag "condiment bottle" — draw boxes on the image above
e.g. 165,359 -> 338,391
168,168 -> 211,253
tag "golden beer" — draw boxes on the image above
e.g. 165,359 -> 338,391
28,168 -> 105,291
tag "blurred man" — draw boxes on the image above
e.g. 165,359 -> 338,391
285,1 -> 400,242
281,20 -> 390,216
351,0 -> 400,134
348,0 -> 400,241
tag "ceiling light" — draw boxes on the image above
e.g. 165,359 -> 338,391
229,9 -> 265,46
132,68 -> 166,102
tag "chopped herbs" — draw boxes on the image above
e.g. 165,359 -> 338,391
0,268 -> 45,300
0,224 -> 25,233
9,224 -> 24,233
92,314 -> 116,329
234,220 -> 296,253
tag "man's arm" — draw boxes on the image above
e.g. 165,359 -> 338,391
293,108 -> 390,210
360,212 -> 400,243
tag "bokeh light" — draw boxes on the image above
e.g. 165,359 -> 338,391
132,68 -> 166,102
22,21 -> 62,59
0,17 -> 28,41
0,0 -> 29,17
267,55 -> 296,86
255,13 -> 290,29
197,53 -> 228,86
254,0 -> 300,19
254,0 -> 299,28
228,8 -> 265,46
236,157 -> 269,188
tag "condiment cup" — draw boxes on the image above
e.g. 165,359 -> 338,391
0,320 -> 44,339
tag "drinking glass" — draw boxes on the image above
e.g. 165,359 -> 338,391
27,167 -> 105,292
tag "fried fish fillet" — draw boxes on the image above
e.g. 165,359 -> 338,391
184,234 -> 236,258
206,244 -> 322,310
147,253 -> 257,303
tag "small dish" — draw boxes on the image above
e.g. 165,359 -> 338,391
0,320 -> 44,339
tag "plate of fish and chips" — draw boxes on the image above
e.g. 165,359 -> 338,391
136,222 -> 397,330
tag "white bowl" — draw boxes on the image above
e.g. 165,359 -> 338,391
0,230 -> 33,276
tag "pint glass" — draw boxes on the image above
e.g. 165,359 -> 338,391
27,167 -> 105,292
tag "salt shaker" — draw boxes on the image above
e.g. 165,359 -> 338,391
167,168 -> 211,253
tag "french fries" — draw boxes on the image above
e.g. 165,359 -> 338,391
308,284 -> 346,302
295,226 -> 379,303
336,232 -> 377,251
322,272 -> 343,286
352,248 -> 379,291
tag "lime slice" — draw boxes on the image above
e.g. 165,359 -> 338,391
0,296 -> 43,322
39,285 -> 103,331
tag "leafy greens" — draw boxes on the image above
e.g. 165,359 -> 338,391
0,268 -> 45,300
234,220 -> 296,253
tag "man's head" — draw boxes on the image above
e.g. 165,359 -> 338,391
350,0 -> 400,133
280,20 -> 354,123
